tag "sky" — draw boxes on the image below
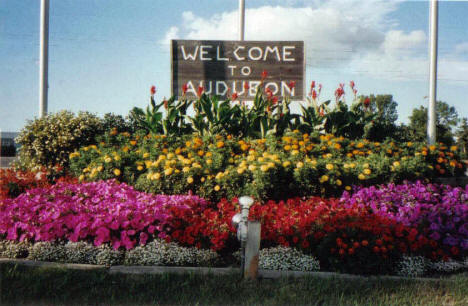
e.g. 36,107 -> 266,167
1,0 -> 468,132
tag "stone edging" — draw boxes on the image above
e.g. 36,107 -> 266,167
1,258 -> 463,282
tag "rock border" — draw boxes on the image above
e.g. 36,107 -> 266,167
1,257 -> 465,282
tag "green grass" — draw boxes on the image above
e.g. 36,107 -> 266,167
1,263 -> 468,305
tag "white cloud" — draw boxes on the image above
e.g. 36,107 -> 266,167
163,0 -> 468,83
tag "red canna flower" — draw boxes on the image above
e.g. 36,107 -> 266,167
363,97 -> 371,107
272,96 -> 278,104
311,80 -> 316,90
243,82 -> 250,91
288,81 -> 296,90
197,86 -> 204,97
335,87 -> 345,100
163,99 -> 168,110
182,83 -> 188,95
311,89 -> 317,100
150,85 -> 156,96
231,92 -> 238,101
349,80 -> 355,89
261,70 -> 268,81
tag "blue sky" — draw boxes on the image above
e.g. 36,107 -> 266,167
1,0 -> 468,132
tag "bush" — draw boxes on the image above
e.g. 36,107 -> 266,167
15,111 -> 104,170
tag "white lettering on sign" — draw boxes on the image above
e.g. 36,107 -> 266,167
241,66 -> 251,76
185,81 -> 197,95
216,46 -> 229,61
228,65 -> 236,76
216,81 -> 228,96
200,45 -> 212,61
249,81 -> 261,96
265,82 -> 279,95
282,46 -> 295,61
181,46 -> 199,61
248,47 -> 263,60
264,46 -> 280,61
233,46 -> 246,60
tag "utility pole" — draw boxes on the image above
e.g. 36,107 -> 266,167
428,0 -> 438,144
239,0 -> 245,41
39,0 -> 49,118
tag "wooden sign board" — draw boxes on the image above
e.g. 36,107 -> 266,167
171,40 -> 304,100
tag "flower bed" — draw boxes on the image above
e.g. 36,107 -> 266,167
340,182 -> 468,260
69,131 -> 466,201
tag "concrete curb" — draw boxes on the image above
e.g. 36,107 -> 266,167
1,257 -> 463,282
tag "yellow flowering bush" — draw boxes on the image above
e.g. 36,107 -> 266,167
70,130 -> 466,201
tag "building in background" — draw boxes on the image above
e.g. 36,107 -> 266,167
0,131 -> 19,168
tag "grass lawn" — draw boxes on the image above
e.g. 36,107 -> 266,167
1,262 -> 468,305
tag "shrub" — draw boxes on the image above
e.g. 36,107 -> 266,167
395,255 -> 428,278
15,110 -> 104,170
28,241 -> 66,262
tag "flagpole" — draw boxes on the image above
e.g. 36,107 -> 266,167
239,0 -> 245,41
428,0 -> 438,144
39,0 -> 49,118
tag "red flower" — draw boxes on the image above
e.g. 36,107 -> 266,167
339,249 -> 345,255
163,99 -> 168,110
243,82 -> 250,90
334,87 -> 345,100
373,246 -> 380,253
310,80 -> 316,90
288,81 -> 296,90
182,83 -> 188,95
348,248 -> 355,255
231,92 -> 238,101
272,96 -> 278,104
361,240 -> 369,247
451,246 -> 459,255
261,70 -> 268,81
349,80 -> 355,89
363,97 -> 371,107
197,86 -> 204,97
311,89 -> 317,100
150,85 -> 156,95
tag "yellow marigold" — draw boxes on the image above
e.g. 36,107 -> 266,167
407,142 -> 413,147
248,165 -> 256,171
214,185 -> 221,191
164,168 -> 173,176
282,161 -> 291,168
78,174 -> 85,181
450,145 -> 458,151
350,163 -> 356,168
237,167 -> 246,174
320,175 -> 329,183
137,165 -> 144,171
122,146 -> 129,153
113,169 -> 121,176
200,177 -> 205,182
206,159 -> 213,165
97,165 -> 103,172
152,173 -> 161,180
393,161 -> 400,167
284,145 -> 291,151
429,145 -> 436,151
130,140 -> 137,146
346,153 -> 353,158
260,165 -> 269,172
292,144 -> 299,150
334,143 -> 341,150
296,162 -> 304,168
356,142 -> 364,149
241,144 -> 249,151
216,141 -> 225,148
291,150 -> 300,155
143,152 -> 150,158
326,164 -> 334,170
363,168 -> 371,175
336,179 -> 342,186
113,155 -> 121,161
363,163 -> 369,169
104,156 -> 112,163
247,155 -> 255,162
358,173 -> 366,180
187,176 -> 194,184
345,186 -> 352,191
258,157 -> 265,163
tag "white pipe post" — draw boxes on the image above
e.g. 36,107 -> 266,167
39,0 -> 49,118
428,0 -> 438,145
239,0 -> 245,41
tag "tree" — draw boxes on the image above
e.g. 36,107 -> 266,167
455,118 -> 468,157
407,101 -> 459,145
353,94 -> 399,141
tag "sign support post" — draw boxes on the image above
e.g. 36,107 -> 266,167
239,0 -> 245,41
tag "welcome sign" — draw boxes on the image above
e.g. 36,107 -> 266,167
171,40 -> 304,99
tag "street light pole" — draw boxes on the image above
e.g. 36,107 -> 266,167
428,0 -> 438,145
39,0 -> 49,118
239,0 -> 245,41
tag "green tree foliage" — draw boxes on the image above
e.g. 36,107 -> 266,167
455,118 -> 468,157
407,101 -> 459,145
